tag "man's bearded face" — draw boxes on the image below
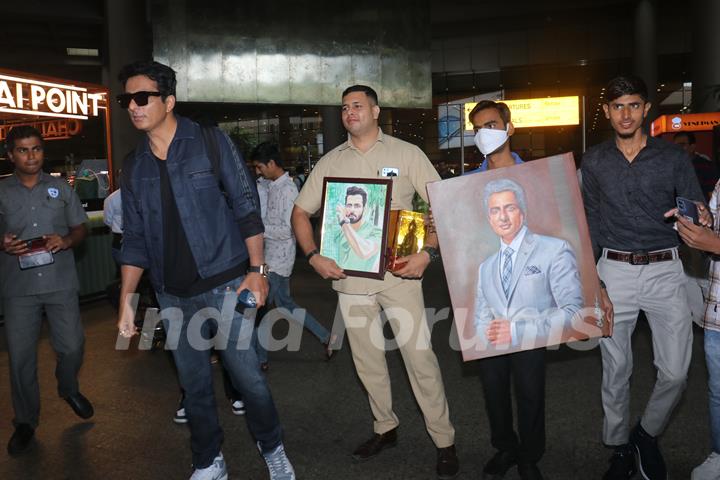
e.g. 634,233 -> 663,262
345,194 -> 365,224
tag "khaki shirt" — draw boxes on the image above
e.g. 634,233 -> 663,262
295,128 -> 440,294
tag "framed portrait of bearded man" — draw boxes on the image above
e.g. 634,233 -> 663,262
319,177 -> 392,279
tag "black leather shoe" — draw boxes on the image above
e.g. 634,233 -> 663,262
603,444 -> 637,480
517,463 -> 544,480
64,392 -> 94,419
351,428 -> 397,461
483,450 -> 518,477
437,444 -> 460,479
7,424 -> 34,455
630,423 -> 666,480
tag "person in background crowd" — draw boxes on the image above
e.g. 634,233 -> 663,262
673,179 -> 720,480
251,141 -> 334,370
674,131 -> 720,201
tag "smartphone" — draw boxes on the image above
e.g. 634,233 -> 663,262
18,237 -> 54,270
676,197 -> 700,225
234,288 -> 257,314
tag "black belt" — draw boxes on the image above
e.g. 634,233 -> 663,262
605,249 -> 675,265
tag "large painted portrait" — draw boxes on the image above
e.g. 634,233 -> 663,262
319,177 -> 392,279
427,153 -> 610,361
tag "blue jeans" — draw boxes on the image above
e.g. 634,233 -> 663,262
705,328 -> 720,453
255,271 -> 330,363
156,276 -> 283,468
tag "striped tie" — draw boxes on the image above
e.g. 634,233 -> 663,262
501,247 -> 514,297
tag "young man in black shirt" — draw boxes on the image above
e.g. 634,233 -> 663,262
582,75 -> 707,480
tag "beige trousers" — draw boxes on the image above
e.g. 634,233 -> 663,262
337,279 -> 455,448
598,253 -> 692,445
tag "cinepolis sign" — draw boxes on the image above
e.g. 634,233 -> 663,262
0,73 -> 106,120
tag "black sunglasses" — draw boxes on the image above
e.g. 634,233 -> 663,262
116,91 -> 163,109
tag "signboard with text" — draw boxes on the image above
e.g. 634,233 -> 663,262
464,96 -> 580,130
0,119 -> 83,141
651,112 -> 720,136
0,73 -> 107,120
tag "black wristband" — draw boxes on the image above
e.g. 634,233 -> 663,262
306,249 -> 319,261
422,245 -> 440,262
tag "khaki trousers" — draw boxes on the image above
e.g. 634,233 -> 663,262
337,279 -> 455,448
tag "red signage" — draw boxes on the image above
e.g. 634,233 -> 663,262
0,119 -> 83,141
651,112 -> 720,136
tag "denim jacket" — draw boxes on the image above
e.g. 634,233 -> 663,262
120,116 -> 263,292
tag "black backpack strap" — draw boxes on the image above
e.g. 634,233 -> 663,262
199,124 -> 225,194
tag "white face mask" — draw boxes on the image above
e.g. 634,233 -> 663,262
474,125 -> 509,156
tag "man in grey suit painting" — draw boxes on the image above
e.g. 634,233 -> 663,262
472,178 -> 583,480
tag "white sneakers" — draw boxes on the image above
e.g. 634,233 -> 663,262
175,400 -> 245,424
258,442 -> 296,480
692,452 -> 720,480
174,407 -> 188,424
187,444 -> 294,480
190,452 -> 228,480
231,400 -> 246,416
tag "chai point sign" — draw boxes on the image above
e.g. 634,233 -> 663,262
464,96 -> 580,130
0,73 -> 107,120
0,119 -> 83,142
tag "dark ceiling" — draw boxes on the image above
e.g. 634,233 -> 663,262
0,1 -> 698,101
0,1 -> 106,82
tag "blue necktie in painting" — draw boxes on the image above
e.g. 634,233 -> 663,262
501,247 -> 513,297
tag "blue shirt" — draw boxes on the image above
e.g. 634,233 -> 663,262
465,151 -> 524,175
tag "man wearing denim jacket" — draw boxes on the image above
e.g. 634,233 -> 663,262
115,60 -> 294,480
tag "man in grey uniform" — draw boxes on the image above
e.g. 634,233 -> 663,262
0,126 -> 92,456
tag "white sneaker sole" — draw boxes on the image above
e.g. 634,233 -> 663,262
633,443 -> 667,480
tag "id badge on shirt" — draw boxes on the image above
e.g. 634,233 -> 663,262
380,167 -> 400,177
18,237 -> 54,270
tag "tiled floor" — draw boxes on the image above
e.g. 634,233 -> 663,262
0,261 -> 712,479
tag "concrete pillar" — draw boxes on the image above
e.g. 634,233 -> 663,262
102,0 -> 151,178
633,0 -> 658,125
691,0 -> 720,112
379,109 -> 393,137
320,106 -> 344,154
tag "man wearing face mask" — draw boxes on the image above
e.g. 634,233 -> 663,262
466,100 -> 523,174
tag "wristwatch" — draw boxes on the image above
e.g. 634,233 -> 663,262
422,246 -> 440,262
248,264 -> 269,278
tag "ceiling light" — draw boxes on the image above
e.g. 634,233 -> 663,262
66,48 -> 99,57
